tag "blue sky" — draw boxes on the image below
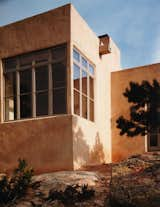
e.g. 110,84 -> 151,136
0,0 -> 160,69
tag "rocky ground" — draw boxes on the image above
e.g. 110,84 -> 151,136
110,152 -> 160,207
8,164 -> 111,207
1,152 -> 160,207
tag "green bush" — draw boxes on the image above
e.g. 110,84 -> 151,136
0,159 -> 33,204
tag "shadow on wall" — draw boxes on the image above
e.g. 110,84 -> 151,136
73,118 -> 105,168
89,133 -> 105,164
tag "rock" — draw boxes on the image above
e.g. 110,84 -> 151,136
110,152 -> 160,207
7,169 -> 110,207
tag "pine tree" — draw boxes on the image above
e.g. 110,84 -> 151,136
116,79 -> 160,137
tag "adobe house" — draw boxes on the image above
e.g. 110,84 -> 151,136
0,4 -> 159,173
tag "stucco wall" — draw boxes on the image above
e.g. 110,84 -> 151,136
71,5 -> 121,163
111,63 -> 160,162
72,115 -> 105,169
0,4 -> 71,58
0,115 -> 73,174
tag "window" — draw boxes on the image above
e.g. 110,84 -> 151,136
149,128 -> 159,147
73,48 -> 94,121
35,65 -> 48,116
3,44 -> 67,121
4,72 -> 17,121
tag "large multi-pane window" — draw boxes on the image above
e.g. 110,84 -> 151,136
3,44 -> 67,121
73,48 -> 94,122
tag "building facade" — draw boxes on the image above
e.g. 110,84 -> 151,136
0,4 -> 159,173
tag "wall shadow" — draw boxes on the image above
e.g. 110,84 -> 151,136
89,132 -> 105,164
73,118 -> 105,168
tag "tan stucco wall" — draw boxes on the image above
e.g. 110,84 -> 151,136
0,4 -> 71,59
72,115 -> 105,169
0,115 -> 73,174
111,63 -> 160,162
71,5 -> 121,163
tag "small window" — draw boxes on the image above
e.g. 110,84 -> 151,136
53,88 -> 66,114
35,50 -> 49,64
20,70 -> 32,94
73,64 -> 80,90
52,61 -> 66,88
150,133 -> 158,147
5,72 -> 16,97
36,92 -> 48,116
20,94 -> 32,118
89,64 -> 94,75
36,66 -> 48,91
89,77 -> 94,99
74,90 -> 80,116
82,57 -> 87,68
52,46 -> 66,62
19,53 -> 33,67
5,97 -> 17,121
73,49 -> 80,62
82,70 -> 87,95
4,57 -> 17,72
82,95 -> 87,119
90,100 -> 94,122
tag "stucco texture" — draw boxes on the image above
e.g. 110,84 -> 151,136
0,115 -> 73,174
111,63 -> 160,162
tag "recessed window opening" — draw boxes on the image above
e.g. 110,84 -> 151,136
73,48 -> 95,122
3,44 -> 67,121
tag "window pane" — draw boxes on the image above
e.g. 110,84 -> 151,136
82,95 -> 87,119
150,134 -> 158,147
19,53 -> 33,67
53,88 -> 66,114
5,72 -> 16,97
52,45 -> 66,61
36,92 -> 48,116
73,49 -> 80,62
5,97 -> 17,121
35,50 -> 49,64
36,66 -> 48,91
20,69 -> 32,94
20,94 -> 32,118
82,57 -> 87,68
90,100 -> 94,121
82,70 -> 87,95
89,76 -> 94,99
73,64 -> 80,90
74,90 -> 80,115
52,61 -> 66,88
89,64 -> 94,75
4,57 -> 17,72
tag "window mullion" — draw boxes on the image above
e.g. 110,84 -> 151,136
87,70 -> 90,121
16,59 -> 20,119
80,58 -> 82,117
49,50 -> 53,115
32,61 -> 36,117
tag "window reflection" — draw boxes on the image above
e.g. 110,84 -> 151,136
73,64 -> 80,90
73,48 -> 94,121
4,44 -> 67,121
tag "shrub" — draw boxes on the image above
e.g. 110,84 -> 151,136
48,184 -> 95,205
0,159 -> 33,204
